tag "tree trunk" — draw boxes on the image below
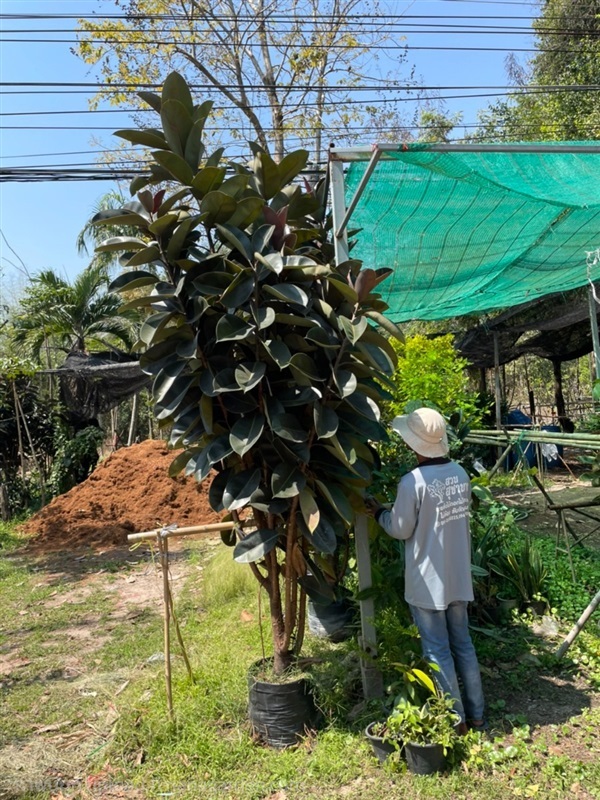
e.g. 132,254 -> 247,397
552,358 -> 566,420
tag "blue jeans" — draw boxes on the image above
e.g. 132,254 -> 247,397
410,601 -> 485,723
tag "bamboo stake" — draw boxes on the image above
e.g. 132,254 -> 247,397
127,519 -> 253,543
555,589 -> 600,659
167,584 -> 194,683
157,532 -> 174,721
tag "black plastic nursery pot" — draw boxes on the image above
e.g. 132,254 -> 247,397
248,667 -> 319,748
364,722 -> 399,763
404,741 -> 446,775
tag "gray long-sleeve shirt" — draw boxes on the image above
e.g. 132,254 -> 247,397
377,460 -> 474,611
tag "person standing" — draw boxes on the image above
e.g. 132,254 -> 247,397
367,407 -> 486,731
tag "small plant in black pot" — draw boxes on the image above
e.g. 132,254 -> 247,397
386,693 -> 460,775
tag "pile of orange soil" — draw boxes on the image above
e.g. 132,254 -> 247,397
22,440 -> 221,551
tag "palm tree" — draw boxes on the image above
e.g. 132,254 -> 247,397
12,263 -> 135,363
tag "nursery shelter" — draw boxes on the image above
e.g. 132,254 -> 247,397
329,142 -> 600,323
329,141 -> 600,696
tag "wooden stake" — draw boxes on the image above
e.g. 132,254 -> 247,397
555,589 -> 600,659
157,532 -> 174,720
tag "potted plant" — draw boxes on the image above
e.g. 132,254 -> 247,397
364,661 -> 440,764
385,693 -> 460,775
92,72 -> 402,745
493,537 -> 548,615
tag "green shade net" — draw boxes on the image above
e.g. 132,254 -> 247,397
345,144 -> 600,322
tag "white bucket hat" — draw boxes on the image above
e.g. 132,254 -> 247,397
391,408 -> 449,458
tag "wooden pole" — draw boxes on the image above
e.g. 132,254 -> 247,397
12,382 -> 26,481
127,519 -> 254,543
555,589 -> 600,659
127,393 -> 140,447
157,532 -> 174,720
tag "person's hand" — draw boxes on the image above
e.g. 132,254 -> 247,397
364,496 -> 382,516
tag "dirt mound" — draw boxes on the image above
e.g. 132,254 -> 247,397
22,440 -> 221,552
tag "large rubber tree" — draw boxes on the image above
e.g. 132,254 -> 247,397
92,72 -> 403,674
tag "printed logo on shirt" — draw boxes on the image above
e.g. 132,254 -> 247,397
426,475 -> 470,523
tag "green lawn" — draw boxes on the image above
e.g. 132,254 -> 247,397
1,521 -> 599,800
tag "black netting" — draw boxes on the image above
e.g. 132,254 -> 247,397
456,292 -> 598,368
45,351 -> 151,426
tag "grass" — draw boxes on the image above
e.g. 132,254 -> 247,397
1,520 -> 600,800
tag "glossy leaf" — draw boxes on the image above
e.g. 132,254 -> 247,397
254,306 -> 276,330
96,236 -> 148,253
192,166 -> 226,195
262,339 -> 291,367
314,405 -> 339,439
230,413 -> 265,456
272,463 -> 306,499
233,528 -> 280,564
316,479 -> 354,525
333,369 -> 357,398
114,129 -> 168,149
223,468 -> 261,511
109,270 -> 159,293
215,314 -> 254,342
299,488 -> 320,534
278,150 -> 309,186
271,413 -> 308,443
263,283 -> 308,307
227,197 -> 264,229
364,309 -> 405,341
234,361 -> 266,393
161,98 -> 193,157
125,245 -> 162,267
216,223 -> 253,262
200,191 -> 237,225
152,150 -> 195,184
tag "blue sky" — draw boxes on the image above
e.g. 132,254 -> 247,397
0,0 -> 536,302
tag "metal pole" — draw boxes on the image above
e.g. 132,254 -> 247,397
588,284 -> 600,381
333,148 -> 382,240
355,513 -> 383,699
329,158 -> 350,265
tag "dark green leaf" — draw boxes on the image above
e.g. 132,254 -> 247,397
297,571 -> 336,604
184,118 -> 206,170
254,306 -> 276,330
221,274 -> 254,308
200,191 -> 237,225
221,528 -> 237,547
215,314 -> 254,342
333,369 -> 357,398
364,310 -> 405,341
278,150 -> 309,185
138,91 -> 162,113
316,479 -> 354,524
153,150 -> 195,184
305,326 -> 338,349
161,98 -> 193,157
272,463 -> 306,499
91,207 -> 150,228
263,283 -> 308,306
168,449 -> 196,478
96,236 -> 148,253
114,129 -> 168,149
230,413 -> 265,456
227,197 -> 264,229
253,152 -> 281,199
223,468 -> 261,511
233,528 -> 280,563
192,166 -> 226,195
215,223 -> 253,262
109,270 -> 159,293
234,361 -> 266,393
252,224 -> 275,253
314,405 -> 339,439
271,413 -> 308,443
193,271 -> 234,295
343,391 -> 380,421
262,339 -> 291,367
125,245 -> 162,267
208,469 -> 233,513
289,353 -> 321,381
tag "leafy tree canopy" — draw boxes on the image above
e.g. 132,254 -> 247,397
76,0 -> 420,163
475,0 -> 600,141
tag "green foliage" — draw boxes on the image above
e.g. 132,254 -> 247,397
387,334 -> 481,422
11,263 -> 136,361
95,71 -> 399,673
492,537 -> 549,605
385,693 -> 459,752
48,425 -> 104,496
578,452 -> 600,486
475,0 -> 600,141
